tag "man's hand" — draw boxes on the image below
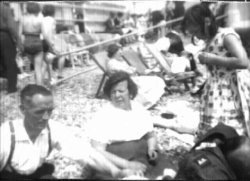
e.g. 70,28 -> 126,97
127,161 -> 147,172
148,149 -> 158,161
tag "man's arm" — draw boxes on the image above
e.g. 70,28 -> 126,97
0,123 -> 12,171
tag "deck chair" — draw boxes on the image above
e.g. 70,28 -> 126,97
90,51 -> 110,98
121,48 -> 149,75
143,42 -> 196,82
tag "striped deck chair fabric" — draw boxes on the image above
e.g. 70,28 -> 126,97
90,51 -> 110,98
121,48 -> 149,75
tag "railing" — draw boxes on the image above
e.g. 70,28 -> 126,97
59,14 -> 227,57
55,14 -> 227,85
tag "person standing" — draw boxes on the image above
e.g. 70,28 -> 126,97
21,2 -> 44,85
42,4 -> 65,84
0,2 -> 23,93
182,4 -> 250,138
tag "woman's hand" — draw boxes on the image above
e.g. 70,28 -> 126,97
127,161 -> 147,172
198,52 -> 216,65
148,149 -> 158,161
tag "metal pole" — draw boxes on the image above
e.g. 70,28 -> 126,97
58,14 -> 227,57
59,16 -> 184,57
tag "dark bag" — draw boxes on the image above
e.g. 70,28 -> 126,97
175,146 -> 236,180
175,123 -> 238,180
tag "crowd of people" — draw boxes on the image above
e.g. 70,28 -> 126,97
0,2 -> 77,93
1,1 -> 250,180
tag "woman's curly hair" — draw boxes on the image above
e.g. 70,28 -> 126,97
103,71 -> 138,99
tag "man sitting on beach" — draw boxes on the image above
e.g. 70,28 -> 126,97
0,84 -> 141,179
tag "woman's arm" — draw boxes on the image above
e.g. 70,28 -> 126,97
199,34 -> 249,69
144,131 -> 158,151
145,131 -> 158,161
153,117 -> 196,134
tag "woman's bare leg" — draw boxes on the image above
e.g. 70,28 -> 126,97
34,52 -> 44,85
57,57 -> 65,78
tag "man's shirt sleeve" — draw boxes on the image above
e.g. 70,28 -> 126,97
0,123 -> 12,171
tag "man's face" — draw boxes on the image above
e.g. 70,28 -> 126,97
22,94 -> 54,131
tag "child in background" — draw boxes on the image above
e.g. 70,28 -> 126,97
162,32 -> 199,90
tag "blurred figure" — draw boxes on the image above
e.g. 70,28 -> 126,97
21,2 -> 44,85
149,10 -> 166,38
165,1 -> 175,21
75,13 -> 85,33
42,4 -> 65,84
0,2 -> 23,93
105,12 -> 123,35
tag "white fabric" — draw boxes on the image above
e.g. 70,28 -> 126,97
87,101 -> 154,144
170,56 -> 191,74
41,16 -> 56,42
0,119 -> 92,175
154,37 -> 171,52
107,58 -> 136,75
144,43 -> 171,73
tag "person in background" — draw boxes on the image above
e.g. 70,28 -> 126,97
42,4 -> 65,85
105,12 -> 123,35
0,2 -> 23,93
20,2 -> 44,85
106,43 -> 166,109
0,84 -> 141,179
163,32 -> 199,90
149,10 -> 166,38
182,3 -> 250,139
165,1 -> 175,21
75,13 -> 85,33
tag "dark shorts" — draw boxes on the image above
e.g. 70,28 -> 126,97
24,35 -> 43,55
43,40 -> 50,53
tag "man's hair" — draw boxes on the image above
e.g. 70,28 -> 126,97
182,3 -> 218,38
103,71 -> 138,99
165,32 -> 184,55
20,84 -> 52,105
224,136 -> 250,179
26,2 -> 41,15
42,4 -> 55,17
